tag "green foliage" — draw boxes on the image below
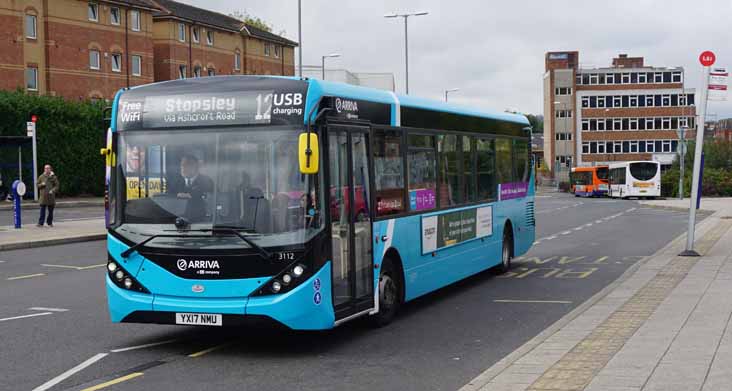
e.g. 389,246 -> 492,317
662,140 -> 732,197
229,10 -> 273,33
0,90 -> 105,197
525,114 -> 544,134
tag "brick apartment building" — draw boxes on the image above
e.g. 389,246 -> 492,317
543,52 -> 696,178
713,119 -> 732,142
0,0 -> 296,101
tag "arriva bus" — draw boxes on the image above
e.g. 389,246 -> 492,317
608,161 -> 661,199
569,166 -> 609,197
100,76 -> 535,330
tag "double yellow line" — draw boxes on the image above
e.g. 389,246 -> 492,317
80,373 -> 143,391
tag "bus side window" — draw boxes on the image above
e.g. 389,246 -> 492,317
476,138 -> 496,200
407,134 -> 437,211
495,138 -> 512,185
513,139 -> 529,182
437,134 -> 459,207
373,129 -> 405,216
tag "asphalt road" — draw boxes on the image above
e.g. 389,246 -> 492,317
0,206 -> 103,226
0,193 -> 707,391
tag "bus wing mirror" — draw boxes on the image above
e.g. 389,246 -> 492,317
298,133 -> 319,174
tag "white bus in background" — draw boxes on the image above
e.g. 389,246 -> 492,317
608,161 -> 661,199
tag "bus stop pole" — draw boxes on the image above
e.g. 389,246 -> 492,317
680,66 -> 709,256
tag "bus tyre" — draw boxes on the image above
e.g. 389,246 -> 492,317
370,258 -> 401,327
498,229 -> 513,274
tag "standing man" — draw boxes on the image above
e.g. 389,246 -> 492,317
37,164 -> 59,227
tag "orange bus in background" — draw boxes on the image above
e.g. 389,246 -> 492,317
570,166 -> 609,197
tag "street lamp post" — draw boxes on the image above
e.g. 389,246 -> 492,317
321,53 -> 340,80
384,11 -> 428,94
297,0 -> 302,77
444,88 -> 459,102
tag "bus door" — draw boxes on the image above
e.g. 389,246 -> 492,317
327,124 -> 375,320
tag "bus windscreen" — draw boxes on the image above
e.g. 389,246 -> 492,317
596,167 -> 609,181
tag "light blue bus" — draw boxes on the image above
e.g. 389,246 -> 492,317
101,76 -> 535,329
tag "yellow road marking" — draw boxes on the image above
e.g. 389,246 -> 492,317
493,299 -> 572,304
7,273 -> 45,280
42,263 -> 106,270
188,343 -> 231,358
80,372 -> 143,391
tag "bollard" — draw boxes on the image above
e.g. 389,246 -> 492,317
12,180 -> 27,229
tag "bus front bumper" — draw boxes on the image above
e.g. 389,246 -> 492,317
107,262 -> 335,330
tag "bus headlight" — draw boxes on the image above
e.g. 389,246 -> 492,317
115,270 -> 124,281
293,264 -> 305,277
271,281 -> 282,293
282,274 -> 292,285
107,262 -> 118,272
123,278 -> 133,289
107,254 -> 149,293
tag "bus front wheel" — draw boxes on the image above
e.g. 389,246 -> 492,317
370,258 -> 402,327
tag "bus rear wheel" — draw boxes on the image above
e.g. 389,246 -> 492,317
497,228 -> 513,274
370,258 -> 402,327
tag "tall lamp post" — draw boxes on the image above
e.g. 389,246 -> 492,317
444,88 -> 459,102
321,53 -> 340,80
384,11 -> 428,94
297,0 -> 302,77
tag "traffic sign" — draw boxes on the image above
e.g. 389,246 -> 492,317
26,121 -> 35,137
709,67 -> 728,101
699,51 -> 716,67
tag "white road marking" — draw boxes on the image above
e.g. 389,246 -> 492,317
532,241 -> 540,245
561,231 -> 572,235
573,227 -> 583,231
7,273 -> 45,280
545,235 -> 558,240
0,312 -> 53,323
595,220 -> 603,224
32,353 -> 108,391
29,307 -> 69,312
493,300 -> 572,304
42,263 -> 106,271
110,339 -> 178,353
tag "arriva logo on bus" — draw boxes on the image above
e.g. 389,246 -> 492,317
177,258 -> 221,271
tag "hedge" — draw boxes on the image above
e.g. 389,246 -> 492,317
0,90 -> 106,197
661,140 -> 732,198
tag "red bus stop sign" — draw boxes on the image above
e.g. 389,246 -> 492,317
699,51 -> 716,67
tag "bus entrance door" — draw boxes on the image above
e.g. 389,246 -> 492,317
328,125 -> 375,321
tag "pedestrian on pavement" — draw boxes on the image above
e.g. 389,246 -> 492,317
37,164 -> 59,227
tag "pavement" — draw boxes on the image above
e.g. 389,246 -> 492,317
0,218 -> 106,251
462,197 -> 732,391
0,197 -> 104,210
0,194 -> 707,391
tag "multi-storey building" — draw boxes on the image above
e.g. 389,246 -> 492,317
1,0 -> 158,100
544,52 -> 696,177
713,119 -> 732,142
0,0 -> 296,101
151,0 -> 296,81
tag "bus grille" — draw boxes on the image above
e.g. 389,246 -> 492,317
526,201 -> 536,227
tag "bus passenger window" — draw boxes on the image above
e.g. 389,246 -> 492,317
373,129 -> 404,216
476,138 -> 496,200
513,140 -> 529,182
496,138 -> 513,184
438,135 -> 459,207
407,134 -> 436,211
463,136 -> 476,202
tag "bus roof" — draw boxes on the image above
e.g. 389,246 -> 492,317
572,165 -> 608,172
114,76 -> 530,133
608,161 -> 660,169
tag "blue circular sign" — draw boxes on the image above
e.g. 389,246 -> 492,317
313,278 -> 321,291
313,291 -> 322,305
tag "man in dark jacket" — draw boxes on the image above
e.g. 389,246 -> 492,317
167,155 -> 214,222
37,164 -> 59,227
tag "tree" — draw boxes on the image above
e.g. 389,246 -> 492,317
229,10 -> 273,33
504,109 -> 543,133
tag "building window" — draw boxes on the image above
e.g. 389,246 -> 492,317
207,68 -> 215,77
581,96 -> 589,108
638,73 -> 647,83
621,73 -> 630,84
605,73 -> 614,84
614,119 -> 622,131
26,14 -> 37,39
193,65 -> 201,78
598,142 -> 605,154
131,55 -> 141,76
26,67 -> 38,91
555,109 -> 572,118
110,7 -> 120,25
597,120 -> 605,131
111,53 -> 122,72
630,141 -> 638,153
192,27 -> 199,43
581,119 -> 589,131
88,3 -> 99,22
234,52 -> 241,71
178,65 -> 186,79
178,23 -> 186,42
582,142 -> 589,154
206,30 -> 214,46
629,95 -> 638,107
274,45 -> 281,58
646,95 -> 654,107
264,43 -> 271,56
130,10 -> 140,31
589,74 -> 598,85
679,94 -> 687,106
654,72 -> 663,83
662,95 -> 671,106
662,117 -> 671,129
89,49 -> 100,70
630,118 -> 638,130
556,87 -> 571,96
672,72 -> 682,83
613,96 -> 622,107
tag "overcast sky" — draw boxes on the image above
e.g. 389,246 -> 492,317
183,0 -> 732,119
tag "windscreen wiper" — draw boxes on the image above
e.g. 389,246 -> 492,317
208,226 -> 272,260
